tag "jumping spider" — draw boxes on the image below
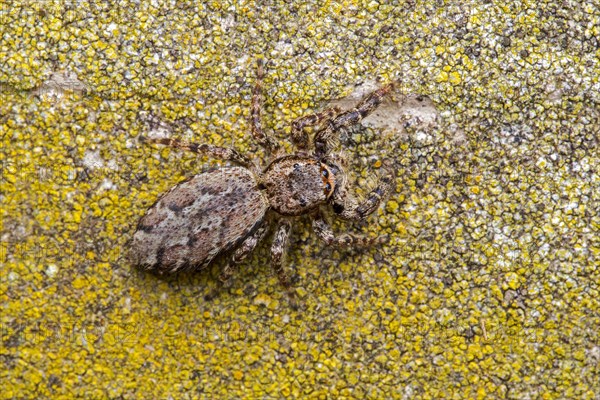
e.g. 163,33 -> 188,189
130,59 -> 396,307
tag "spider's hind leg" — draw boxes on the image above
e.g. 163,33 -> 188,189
204,224 -> 269,301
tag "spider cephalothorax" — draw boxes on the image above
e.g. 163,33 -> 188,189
130,59 -> 396,308
260,156 -> 338,215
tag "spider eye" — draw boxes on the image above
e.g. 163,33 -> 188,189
325,183 -> 332,192
332,203 -> 344,214
321,169 -> 328,178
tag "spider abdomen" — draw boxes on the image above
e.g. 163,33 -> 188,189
130,167 -> 268,273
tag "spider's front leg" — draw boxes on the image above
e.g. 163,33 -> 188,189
143,137 -> 259,174
312,211 -> 386,247
291,106 -> 341,149
270,219 -> 298,309
251,58 -> 281,154
314,83 -> 393,156
331,163 -> 396,221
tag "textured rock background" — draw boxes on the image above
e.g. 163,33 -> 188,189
1,1 -> 599,398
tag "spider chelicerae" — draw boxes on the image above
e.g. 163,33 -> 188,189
130,59 -> 396,307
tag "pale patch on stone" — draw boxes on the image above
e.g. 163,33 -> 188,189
34,71 -> 88,100
83,150 -> 104,170
329,80 -> 461,141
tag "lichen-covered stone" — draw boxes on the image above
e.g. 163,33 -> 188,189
1,1 -> 598,398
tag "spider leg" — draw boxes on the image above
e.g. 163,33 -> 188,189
204,224 -> 269,301
270,219 -> 297,309
251,58 -> 280,154
331,163 -> 396,221
291,106 -> 341,149
314,83 -> 393,156
312,210 -> 385,247
219,224 -> 270,284
143,137 -> 259,174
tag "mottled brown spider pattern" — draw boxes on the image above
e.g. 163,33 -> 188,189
130,59 -> 396,307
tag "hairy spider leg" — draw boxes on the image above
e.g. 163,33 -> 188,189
311,210 -> 387,246
270,219 -> 297,309
143,137 -> 259,174
291,106 -> 342,149
314,83 -> 393,156
251,58 -> 281,154
331,162 -> 396,221
204,224 -> 270,301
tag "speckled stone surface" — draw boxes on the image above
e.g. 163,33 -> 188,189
1,1 -> 599,398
